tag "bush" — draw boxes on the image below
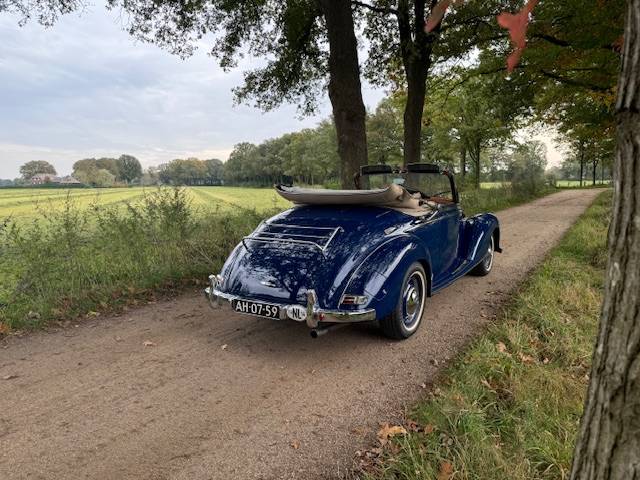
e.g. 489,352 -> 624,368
0,188 -> 267,329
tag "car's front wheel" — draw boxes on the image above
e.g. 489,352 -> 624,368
379,262 -> 427,339
470,234 -> 495,276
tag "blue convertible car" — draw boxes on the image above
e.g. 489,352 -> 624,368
205,163 -> 501,339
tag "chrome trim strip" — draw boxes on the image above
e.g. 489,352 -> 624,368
470,231 -> 485,260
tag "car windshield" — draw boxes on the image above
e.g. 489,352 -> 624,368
362,170 -> 453,201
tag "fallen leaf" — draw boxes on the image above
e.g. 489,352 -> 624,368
438,461 -> 454,480
351,425 -> 368,436
419,383 -> 427,389
143,340 -> 156,347
377,423 -> 407,445
519,353 -> 535,364
221,344 -> 228,351
87,311 -> 99,317
2,374 -> 18,380
424,424 -> 435,434
290,440 -> 300,449
543,357 -> 550,365
496,342 -> 508,353
406,420 -> 421,432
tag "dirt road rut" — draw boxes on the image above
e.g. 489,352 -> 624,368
0,189 -> 602,479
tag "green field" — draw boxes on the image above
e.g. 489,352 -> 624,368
0,186 -> 291,222
556,179 -> 611,187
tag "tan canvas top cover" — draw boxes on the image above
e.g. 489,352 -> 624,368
275,184 -> 421,209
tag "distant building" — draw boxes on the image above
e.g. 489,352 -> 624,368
30,174 -> 82,186
30,173 -> 59,185
59,176 -> 82,185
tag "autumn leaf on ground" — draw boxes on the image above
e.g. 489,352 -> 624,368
518,352 -> 535,364
2,374 -> 18,380
221,344 -> 228,351
496,341 -> 508,353
438,461 -> 454,480
377,423 -> 407,445
143,340 -> 156,347
290,440 -> 300,449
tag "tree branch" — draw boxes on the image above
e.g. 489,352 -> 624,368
351,0 -> 397,15
540,70 -> 613,92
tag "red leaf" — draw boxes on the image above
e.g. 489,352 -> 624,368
425,0 -> 453,33
497,0 -> 539,72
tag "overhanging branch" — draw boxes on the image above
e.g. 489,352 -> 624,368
351,0 -> 398,15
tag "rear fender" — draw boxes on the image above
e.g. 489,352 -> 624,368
343,236 -> 431,320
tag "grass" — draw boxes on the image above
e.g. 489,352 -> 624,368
0,188 -> 271,330
460,185 -> 555,216
0,186 -> 289,223
361,191 -> 611,480
0,184 -> 558,332
555,180 -> 611,188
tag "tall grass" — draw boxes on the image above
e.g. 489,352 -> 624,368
460,185 -> 555,216
0,188 -> 267,330
363,192 -> 611,480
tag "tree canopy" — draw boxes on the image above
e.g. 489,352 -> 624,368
19,160 -> 57,180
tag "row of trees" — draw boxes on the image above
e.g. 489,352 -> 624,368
72,155 -> 143,186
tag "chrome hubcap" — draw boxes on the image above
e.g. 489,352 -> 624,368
483,237 -> 494,271
402,271 -> 425,331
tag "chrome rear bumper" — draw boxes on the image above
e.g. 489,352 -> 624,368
204,275 -> 376,329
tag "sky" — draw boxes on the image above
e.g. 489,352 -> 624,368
0,3 -> 563,179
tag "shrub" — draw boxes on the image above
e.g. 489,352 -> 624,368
0,188 -> 267,329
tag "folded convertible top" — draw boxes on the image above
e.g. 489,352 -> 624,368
275,183 -> 421,209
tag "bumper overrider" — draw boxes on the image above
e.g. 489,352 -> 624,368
204,274 -> 376,329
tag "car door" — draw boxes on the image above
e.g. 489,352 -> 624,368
413,203 -> 462,287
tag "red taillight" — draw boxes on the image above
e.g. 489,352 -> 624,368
340,294 -> 368,306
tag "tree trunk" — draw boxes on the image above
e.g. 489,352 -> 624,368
468,140 -> 481,189
460,145 -> 467,177
569,1 -> 640,478
319,0 -> 368,188
579,142 -> 585,187
397,0 -> 437,165
403,68 -> 428,164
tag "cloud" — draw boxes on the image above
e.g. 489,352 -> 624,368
0,2 -> 385,177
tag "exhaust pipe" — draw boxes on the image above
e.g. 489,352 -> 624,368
310,323 -> 347,338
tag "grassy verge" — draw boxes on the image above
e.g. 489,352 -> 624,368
362,191 -> 611,480
0,188 -> 268,331
0,185 -> 558,332
460,185 -> 555,216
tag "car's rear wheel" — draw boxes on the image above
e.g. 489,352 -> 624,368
470,234 -> 495,276
380,262 -> 427,339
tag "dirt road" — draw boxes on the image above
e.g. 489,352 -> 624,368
0,189 -> 602,480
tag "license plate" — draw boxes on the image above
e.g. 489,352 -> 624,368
232,299 -> 280,319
